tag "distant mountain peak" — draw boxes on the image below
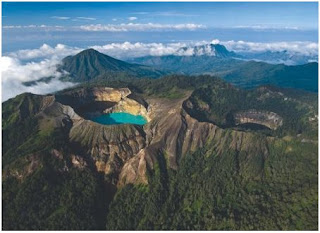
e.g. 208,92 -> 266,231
60,49 -> 164,81
76,48 -> 107,57
80,48 -> 97,53
175,43 -> 239,58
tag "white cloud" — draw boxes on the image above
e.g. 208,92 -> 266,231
1,56 -> 75,102
3,25 -> 40,29
2,76 -> 75,102
51,16 -> 70,20
4,22 -> 205,32
75,17 -> 96,21
223,40 -> 318,56
3,24 -> 65,31
91,42 -> 190,58
211,39 -> 220,44
6,40 -> 318,61
8,44 -> 82,60
128,17 -> 137,21
79,23 -> 206,32
1,56 -> 62,82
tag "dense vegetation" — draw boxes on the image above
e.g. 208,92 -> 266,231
106,137 -> 318,230
2,95 -> 111,230
2,93 -> 45,165
184,85 -> 317,138
3,158 -> 108,230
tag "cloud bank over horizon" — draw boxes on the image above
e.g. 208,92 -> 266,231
2,39 -> 318,102
6,40 -> 318,60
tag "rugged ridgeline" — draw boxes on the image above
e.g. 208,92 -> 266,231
129,44 -> 318,92
2,76 -> 318,230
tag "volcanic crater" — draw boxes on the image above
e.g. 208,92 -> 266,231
56,87 -> 151,125
49,86 -> 284,187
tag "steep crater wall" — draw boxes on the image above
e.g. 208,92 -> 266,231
56,87 -> 150,121
54,87 -> 152,184
234,109 -> 283,130
182,97 -> 283,131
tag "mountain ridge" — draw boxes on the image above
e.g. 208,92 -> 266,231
60,48 -> 165,81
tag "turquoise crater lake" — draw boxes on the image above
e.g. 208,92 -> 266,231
91,112 -> 147,125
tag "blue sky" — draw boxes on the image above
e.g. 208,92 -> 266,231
2,2 -> 319,52
1,2 -> 319,101
2,2 -> 318,29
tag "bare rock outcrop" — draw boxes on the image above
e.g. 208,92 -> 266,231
234,109 -> 283,130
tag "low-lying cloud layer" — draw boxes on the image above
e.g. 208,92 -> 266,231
7,40 -> 317,60
223,40 -> 318,56
8,44 -> 82,60
2,39 -> 318,102
1,56 -> 75,102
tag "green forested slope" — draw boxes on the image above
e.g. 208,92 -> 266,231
106,136 -> 318,230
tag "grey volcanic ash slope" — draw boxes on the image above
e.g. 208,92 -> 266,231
2,76 -> 318,230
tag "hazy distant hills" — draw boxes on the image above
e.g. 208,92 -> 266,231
129,55 -> 244,74
129,44 -> 318,92
129,43 -> 317,65
238,50 -> 318,65
220,61 -> 318,92
60,48 -> 165,81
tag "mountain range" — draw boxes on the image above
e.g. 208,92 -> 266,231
173,43 -> 317,65
21,45 -> 318,93
128,44 -> 318,92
